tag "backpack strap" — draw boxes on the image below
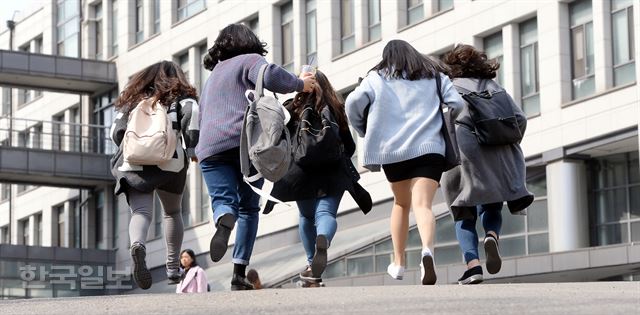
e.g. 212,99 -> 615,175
255,64 -> 268,98
435,72 -> 444,104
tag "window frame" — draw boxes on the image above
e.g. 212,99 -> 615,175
135,0 -> 144,44
340,0 -> 356,54
306,0 -> 318,63
611,3 -> 636,86
280,2 -> 294,72
569,0 -> 595,100
407,0 -> 425,26
519,18 -> 540,118
367,0 -> 381,43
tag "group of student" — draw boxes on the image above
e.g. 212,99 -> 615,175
110,23 -> 533,292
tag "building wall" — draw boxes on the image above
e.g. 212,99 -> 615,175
0,0 -> 638,282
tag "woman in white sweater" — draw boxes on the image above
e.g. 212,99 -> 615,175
346,40 -> 464,285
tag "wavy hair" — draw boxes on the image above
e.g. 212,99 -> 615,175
290,70 -> 349,132
203,23 -> 268,71
442,44 -> 500,79
115,61 -> 197,113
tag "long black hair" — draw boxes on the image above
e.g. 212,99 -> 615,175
203,23 -> 268,71
179,249 -> 198,269
370,40 -> 441,80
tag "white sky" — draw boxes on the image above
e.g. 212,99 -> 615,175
0,0 -> 46,33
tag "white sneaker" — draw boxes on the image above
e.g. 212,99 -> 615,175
387,263 -> 405,280
420,253 -> 437,285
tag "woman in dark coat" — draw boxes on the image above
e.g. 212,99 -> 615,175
441,44 -> 534,285
271,70 -> 357,285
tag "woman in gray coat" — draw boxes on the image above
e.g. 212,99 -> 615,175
441,44 -> 534,285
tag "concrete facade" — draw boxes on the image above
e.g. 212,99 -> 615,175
0,0 -> 638,296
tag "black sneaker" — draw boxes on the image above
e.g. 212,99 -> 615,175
300,267 -> 320,282
457,266 -> 483,285
210,214 -> 235,262
167,270 -> 182,285
484,234 -> 502,274
230,274 -> 254,291
130,242 -> 152,290
310,235 -> 328,278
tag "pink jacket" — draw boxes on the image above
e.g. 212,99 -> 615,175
176,266 -> 208,293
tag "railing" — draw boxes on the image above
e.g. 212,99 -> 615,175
0,116 -> 115,155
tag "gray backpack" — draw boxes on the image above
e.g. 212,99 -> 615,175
240,64 -> 292,184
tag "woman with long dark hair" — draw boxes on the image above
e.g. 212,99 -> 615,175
271,70 -> 357,285
176,249 -> 209,293
111,61 -> 200,290
346,40 -> 464,285
197,24 -> 315,290
441,44 -> 532,285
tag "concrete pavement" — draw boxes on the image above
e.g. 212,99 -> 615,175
1,282 -> 639,314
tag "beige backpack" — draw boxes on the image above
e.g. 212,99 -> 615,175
122,98 -> 177,165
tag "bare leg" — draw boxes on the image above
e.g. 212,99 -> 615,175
389,179 -> 412,266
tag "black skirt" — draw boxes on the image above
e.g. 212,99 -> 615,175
382,154 -> 446,183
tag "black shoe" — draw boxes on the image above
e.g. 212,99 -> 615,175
131,243 -> 152,290
310,235 -> 328,278
210,214 -> 235,262
484,234 -> 502,274
167,271 -> 182,285
458,266 -> 483,285
300,267 -> 321,282
230,274 -> 254,291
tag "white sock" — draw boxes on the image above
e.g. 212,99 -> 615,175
422,247 -> 433,257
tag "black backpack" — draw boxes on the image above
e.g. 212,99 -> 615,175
293,103 -> 344,167
455,79 -> 523,146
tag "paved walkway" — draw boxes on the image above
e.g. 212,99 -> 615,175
2,282 -> 639,314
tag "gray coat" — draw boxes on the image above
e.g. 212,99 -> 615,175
441,78 -> 534,221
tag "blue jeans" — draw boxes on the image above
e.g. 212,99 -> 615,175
200,159 -> 264,265
297,195 -> 342,265
454,202 -> 503,263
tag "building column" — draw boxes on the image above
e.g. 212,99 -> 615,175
28,215 -> 36,246
293,0 -> 305,70
537,0 -> 571,111
317,0 -> 339,62
592,0 -> 613,92
259,5 -> 277,64
502,23 -> 520,99
546,160 -> 589,252
354,0 -> 367,47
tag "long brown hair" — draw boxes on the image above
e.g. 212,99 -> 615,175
115,61 -> 198,113
442,44 -> 499,79
291,70 -> 349,132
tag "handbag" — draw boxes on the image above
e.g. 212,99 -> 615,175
434,74 -> 461,172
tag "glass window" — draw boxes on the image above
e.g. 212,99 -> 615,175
2,87 -> 11,116
0,225 -> 9,244
611,0 -> 635,86
199,44 -> 209,93
347,255 -> 373,276
520,18 -> 539,117
94,3 -> 103,60
407,0 -> 424,25
434,245 -> 461,265
484,32 -> 504,86
135,0 -> 144,44
95,191 -> 106,249
435,215 -> 457,243
21,219 -> 29,245
56,205 -> 65,247
281,2 -> 294,72
199,171 -> 211,224
591,152 -> 640,246
92,89 -> 117,154
570,0 -> 595,99
341,0 -> 355,53
56,0 -> 80,57
1,184 -> 10,202
153,0 -> 161,35
70,199 -> 81,248
36,214 -> 43,246
111,0 -> 118,56
306,0 -> 317,63
436,0 -> 454,12
324,259 -> 346,278
368,0 -> 381,42
177,0 -> 205,22
178,52 -> 189,81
